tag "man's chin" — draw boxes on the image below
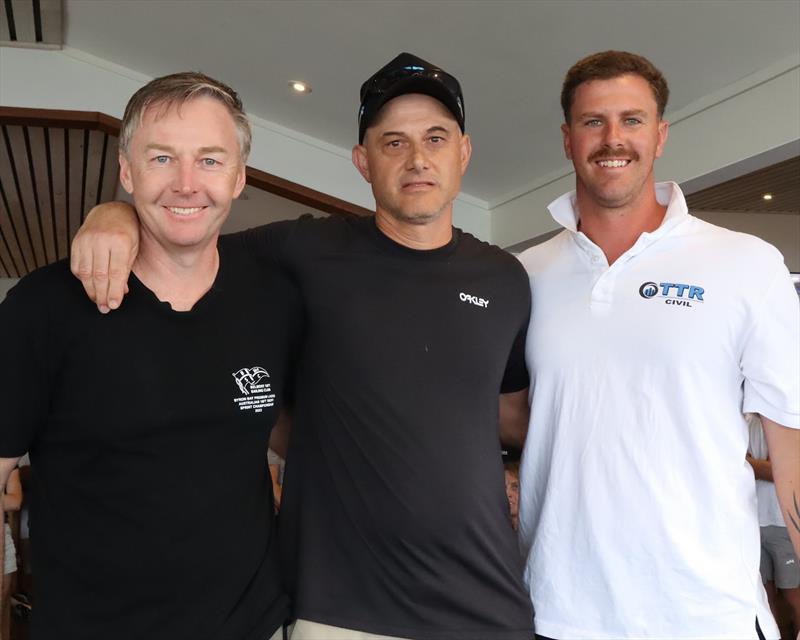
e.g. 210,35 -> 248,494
391,208 -> 443,226
588,184 -> 643,210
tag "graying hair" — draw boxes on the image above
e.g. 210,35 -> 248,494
119,71 -> 252,162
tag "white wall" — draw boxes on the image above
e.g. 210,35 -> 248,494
0,46 -> 492,239
692,211 -> 800,273
0,278 -> 19,302
491,58 -> 800,248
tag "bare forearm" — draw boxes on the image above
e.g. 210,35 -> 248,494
2,469 -> 22,512
762,417 -> 800,556
745,454 -> 774,482
499,388 -> 530,450
0,495 -> 20,512
269,410 -> 292,460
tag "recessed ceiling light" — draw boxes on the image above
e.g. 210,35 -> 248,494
762,193 -> 773,200
290,81 -> 311,94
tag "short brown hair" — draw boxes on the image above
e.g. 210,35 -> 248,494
561,51 -> 669,122
119,71 -> 251,162
504,460 -> 520,477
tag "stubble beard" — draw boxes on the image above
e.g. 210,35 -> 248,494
382,200 -> 447,226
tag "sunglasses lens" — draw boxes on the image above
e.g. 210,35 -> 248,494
366,66 -> 458,101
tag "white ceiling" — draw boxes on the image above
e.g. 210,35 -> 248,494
63,0 -> 800,204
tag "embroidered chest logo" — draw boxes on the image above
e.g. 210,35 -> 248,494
459,291 -> 490,309
639,281 -> 705,308
232,366 -> 275,413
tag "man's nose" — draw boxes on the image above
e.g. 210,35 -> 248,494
172,162 -> 197,193
406,142 -> 429,172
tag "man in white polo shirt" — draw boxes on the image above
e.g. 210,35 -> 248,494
517,50 -> 800,640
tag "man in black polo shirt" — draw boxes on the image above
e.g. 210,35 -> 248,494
69,53 -> 534,640
0,72 -> 300,640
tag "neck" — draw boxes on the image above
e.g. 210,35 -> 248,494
374,206 -> 454,250
133,235 -> 220,311
575,180 -> 666,265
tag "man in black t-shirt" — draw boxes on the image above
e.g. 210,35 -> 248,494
70,53 -> 534,640
0,73 -> 300,640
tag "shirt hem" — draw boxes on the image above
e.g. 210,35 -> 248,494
296,610 -> 534,640
533,617 -> 765,640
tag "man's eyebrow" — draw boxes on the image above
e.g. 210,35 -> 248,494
380,125 -> 451,138
143,144 -> 229,154
145,143 -> 176,152
198,146 -> 229,155
576,109 -> 649,119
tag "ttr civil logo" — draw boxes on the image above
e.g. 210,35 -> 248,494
639,282 -> 659,298
639,281 -> 705,307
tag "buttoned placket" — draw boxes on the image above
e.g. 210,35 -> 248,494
573,229 -> 664,312
550,182 -> 690,314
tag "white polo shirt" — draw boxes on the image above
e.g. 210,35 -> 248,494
518,182 -> 799,640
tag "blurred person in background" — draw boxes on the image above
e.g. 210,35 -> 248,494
2,467 -> 21,640
504,460 -> 520,532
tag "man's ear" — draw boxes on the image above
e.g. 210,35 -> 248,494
459,134 -> 472,175
232,162 -> 246,198
655,120 -> 669,159
561,123 -> 573,160
352,144 -> 371,183
118,153 -> 134,194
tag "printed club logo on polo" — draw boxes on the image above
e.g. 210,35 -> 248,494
232,366 -> 275,413
639,280 -> 705,308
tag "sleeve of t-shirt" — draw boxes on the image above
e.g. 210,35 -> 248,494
500,268 -> 531,394
0,274 -> 52,457
741,264 -> 800,429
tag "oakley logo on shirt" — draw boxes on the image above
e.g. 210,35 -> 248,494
639,281 -> 705,307
459,292 -> 490,308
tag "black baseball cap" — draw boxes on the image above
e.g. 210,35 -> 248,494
357,52 -> 465,144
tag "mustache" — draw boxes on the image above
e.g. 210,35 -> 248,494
588,147 -> 639,162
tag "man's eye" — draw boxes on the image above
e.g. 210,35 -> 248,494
625,118 -> 642,125
202,158 -> 219,167
154,155 -> 170,164
584,119 -> 602,127
429,136 -> 444,144
387,140 -> 402,148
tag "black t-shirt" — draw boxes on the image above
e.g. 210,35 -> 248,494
0,239 -> 302,640
237,215 -> 534,639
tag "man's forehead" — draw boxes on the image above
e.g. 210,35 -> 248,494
131,98 -> 240,150
573,74 -> 657,104
367,93 -> 458,139
139,96 -> 230,123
